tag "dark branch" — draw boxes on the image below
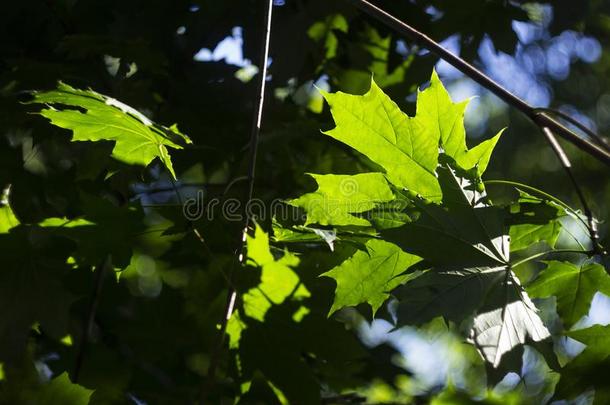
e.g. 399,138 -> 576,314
535,107 -> 610,152
347,0 -> 610,167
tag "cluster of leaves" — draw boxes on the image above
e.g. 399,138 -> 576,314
1,1 -> 609,404
277,70 -> 610,402
0,78 -> 413,403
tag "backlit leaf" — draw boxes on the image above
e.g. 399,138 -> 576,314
288,173 -> 394,226
242,224 -> 310,322
29,82 -> 191,178
323,238 -> 421,315
321,77 -> 441,199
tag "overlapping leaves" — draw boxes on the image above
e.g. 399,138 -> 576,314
282,70 -> 569,368
555,325 -> 610,403
227,224 -> 370,404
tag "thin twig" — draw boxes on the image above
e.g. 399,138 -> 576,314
511,249 -> 593,269
347,0 -> 610,167
540,127 -> 606,256
484,179 -> 591,235
73,255 -> 110,383
199,0 -> 274,401
534,107 -> 610,152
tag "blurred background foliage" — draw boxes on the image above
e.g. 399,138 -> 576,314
1,0 -> 610,403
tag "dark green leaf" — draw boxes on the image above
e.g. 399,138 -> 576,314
527,261 -> 610,327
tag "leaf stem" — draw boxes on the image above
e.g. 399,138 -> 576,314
484,179 -> 603,254
511,249 -> 593,269
484,180 -> 569,212
539,126 -> 605,257
484,179 -> 590,231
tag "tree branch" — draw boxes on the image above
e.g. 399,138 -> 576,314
347,0 -> 610,167
535,108 -> 610,152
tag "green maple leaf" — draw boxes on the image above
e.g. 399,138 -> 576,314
322,238 -> 421,315
228,224 -> 310,349
321,76 -> 441,200
243,224 -> 310,322
288,172 -> 394,226
284,69 -> 538,369
527,261 -> 610,328
29,82 -> 191,178
320,70 -> 502,201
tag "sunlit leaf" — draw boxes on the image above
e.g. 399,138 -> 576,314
323,238 -> 421,315
288,173 -> 394,226
241,224 -> 310,322
0,205 -> 18,233
29,82 -> 191,178
321,76 -> 442,199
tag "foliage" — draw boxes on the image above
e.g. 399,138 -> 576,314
284,71 -> 554,370
1,1 -> 609,404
